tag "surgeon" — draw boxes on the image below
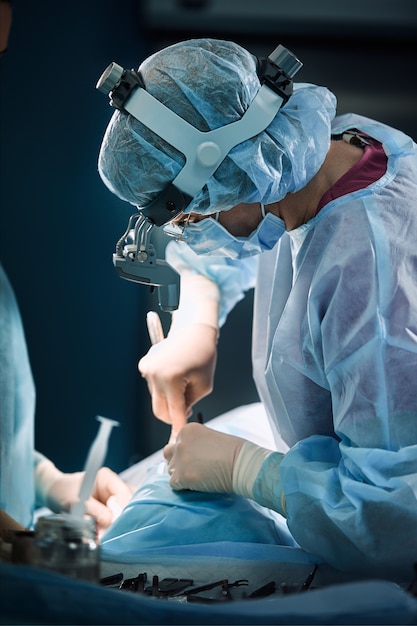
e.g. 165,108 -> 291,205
97,38 -> 417,582
0,0 -> 133,537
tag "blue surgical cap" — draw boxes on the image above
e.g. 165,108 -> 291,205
98,38 -> 337,214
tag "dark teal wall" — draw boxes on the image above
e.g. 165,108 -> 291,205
0,0 -> 156,472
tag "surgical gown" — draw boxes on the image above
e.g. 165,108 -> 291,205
0,264 -> 46,528
167,114 -> 417,582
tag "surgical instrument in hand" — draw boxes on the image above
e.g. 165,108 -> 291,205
145,310 -> 182,444
70,416 -> 119,517
146,310 -> 164,345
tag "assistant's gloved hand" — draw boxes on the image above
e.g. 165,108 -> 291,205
164,422 -> 276,497
138,273 -> 220,439
35,459 -> 134,531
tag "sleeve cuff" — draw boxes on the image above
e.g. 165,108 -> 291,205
34,458 -> 63,508
252,451 -> 286,516
232,440 -> 274,499
170,273 -> 220,334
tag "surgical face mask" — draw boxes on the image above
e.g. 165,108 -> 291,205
167,211 -> 286,259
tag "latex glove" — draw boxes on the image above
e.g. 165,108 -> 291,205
164,423 -> 245,493
164,423 -> 273,497
139,324 -> 218,433
139,272 -> 220,439
35,459 -> 134,531
164,423 -> 243,492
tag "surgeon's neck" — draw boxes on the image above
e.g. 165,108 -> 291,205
266,139 -> 364,230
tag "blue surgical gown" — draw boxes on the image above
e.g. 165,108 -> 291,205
0,263 -> 43,528
166,114 -> 417,582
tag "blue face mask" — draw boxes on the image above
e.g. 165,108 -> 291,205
173,212 -> 286,259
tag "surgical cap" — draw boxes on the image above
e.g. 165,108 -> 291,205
98,39 -> 337,214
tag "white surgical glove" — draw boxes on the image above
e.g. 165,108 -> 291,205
139,272 -> 220,439
164,423 -> 245,492
164,423 -> 286,515
35,459 -> 134,531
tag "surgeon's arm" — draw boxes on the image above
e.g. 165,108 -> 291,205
139,271 -> 220,437
138,240 -> 258,435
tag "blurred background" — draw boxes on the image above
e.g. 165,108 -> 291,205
0,0 -> 415,473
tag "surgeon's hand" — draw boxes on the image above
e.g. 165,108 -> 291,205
163,423 -> 246,493
36,460 -> 134,531
138,323 -> 218,438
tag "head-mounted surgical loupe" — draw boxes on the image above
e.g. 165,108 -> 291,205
96,44 -> 302,311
